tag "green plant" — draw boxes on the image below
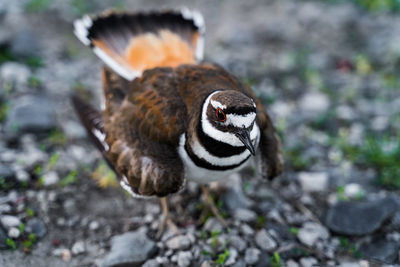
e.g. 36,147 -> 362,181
71,0 -> 88,15
335,130 -> 400,189
211,230 -> 221,250
59,170 -> 78,186
289,227 -> 299,235
25,0 -> 51,12
316,0 -> 400,12
0,102 -> 9,122
26,207 -> 35,217
6,238 -> 17,249
255,216 -> 266,229
19,223 -> 25,233
48,152 -> 59,170
26,56 -> 44,69
215,249 -> 230,265
46,129 -> 68,147
285,146 -> 312,170
28,76 -> 41,88
23,233 -> 36,249
339,237 -> 361,258
355,0 -> 400,12
270,252 -> 282,267
0,47 -> 16,64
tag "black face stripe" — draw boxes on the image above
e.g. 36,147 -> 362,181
184,142 -> 250,171
197,121 -> 247,157
200,103 -> 248,157
224,106 -> 256,115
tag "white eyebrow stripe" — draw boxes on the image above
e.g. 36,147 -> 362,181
226,112 -> 256,128
210,99 -> 226,110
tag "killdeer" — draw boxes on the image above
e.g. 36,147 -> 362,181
72,9 -> 283,230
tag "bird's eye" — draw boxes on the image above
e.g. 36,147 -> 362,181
216,108 -> 226,122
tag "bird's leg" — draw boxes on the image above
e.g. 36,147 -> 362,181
156,197 -> 180,239
201,185 -> 227,227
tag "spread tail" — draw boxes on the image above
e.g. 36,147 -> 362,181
74,9 -> 205,81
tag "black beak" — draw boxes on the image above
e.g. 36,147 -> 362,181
235,128 -> 256,156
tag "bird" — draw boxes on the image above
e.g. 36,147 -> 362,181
72,8 -> 283,234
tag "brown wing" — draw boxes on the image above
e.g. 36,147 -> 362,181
102,67 -> 186,197
254,102 -> 284,180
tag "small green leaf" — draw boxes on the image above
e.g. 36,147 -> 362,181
59,170 -> 78,186
215,249 -> 230,265
6,238 -> 17,249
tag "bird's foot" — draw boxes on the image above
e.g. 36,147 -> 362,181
156,197 -> 181,239
201,185 -> 227,227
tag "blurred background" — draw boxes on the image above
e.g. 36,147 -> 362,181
0,0 -> 400,266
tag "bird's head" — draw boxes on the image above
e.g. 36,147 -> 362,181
201,90 -> 259,155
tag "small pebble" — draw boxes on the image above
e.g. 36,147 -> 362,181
244,248 -> 261,265
71,240 -> 85,255
89,220 -> 100,231
234,208 -> 257,222
8,227 -> 20,239
0,215 -> 21,230
255,229 -> 277,251
177,251 -> 192,267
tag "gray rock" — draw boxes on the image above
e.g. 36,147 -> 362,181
298,172 -> 329,192
0,227 -> 7,249
177,251 -> 192,267
89,220 -> 100,231
229,235 -> 247,252
0,165 -> 17,189
17,146 -> 47,169
299,257 -> 318,267
297,222 -> 329,247
165,235 -> 191,250
0,215 -> 21,230
299,92 -> 329,115
7,227 -> 20,239
0,204 -> 12,214
359,239 -> 399,264
0,62 -> 31,89
223,187 -> 253,212
71,240 -> 85,255
343,183 -> 364,199
10,30 -> 42,58
203,217 -> 223,232
244,248 -> 261,265
326,197 -> 398,235
26,218 -> 47,239
233,208 -> 257,222
286,260 -> 300,267
255,229 -> 277,251
231,261 -> 246,267
101,230 -> 157,267
4,94 -> 56,139
142,259 -> 160,267
391,211 -> 400,230
240,223 -> 255,236
225,248 -> 238,265
337,263 -> 363,267
41,171 -> 59,186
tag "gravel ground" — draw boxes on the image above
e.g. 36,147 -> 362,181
1,0 -> 400,266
